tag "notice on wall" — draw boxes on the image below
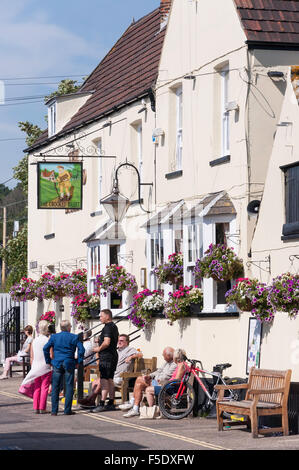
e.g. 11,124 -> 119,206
246,317 -> 262,375
37,162 -> 83,210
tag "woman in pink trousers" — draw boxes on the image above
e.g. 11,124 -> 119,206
19,320 -> 52,414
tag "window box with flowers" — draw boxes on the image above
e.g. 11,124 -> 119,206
40,310 -> 56,324
89,294 -> 101,318
164,285 -> 203,325
39,310 -> 56,333
194,244 -> 244,282
153,252 -> 184,286
129,289 -> 164,329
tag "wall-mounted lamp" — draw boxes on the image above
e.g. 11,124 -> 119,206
100,162 -> 153,222
103,119 -> 112,128
138,106 -> 147,114
267,71 -> 285,79
138,99 -> 147,114
184,74 -> 196,80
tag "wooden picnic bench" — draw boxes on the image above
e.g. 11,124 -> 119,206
215,367 -> 292,438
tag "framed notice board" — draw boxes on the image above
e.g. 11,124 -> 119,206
246,317 -> 263,375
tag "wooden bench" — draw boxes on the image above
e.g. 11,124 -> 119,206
115,356 -> 157,403
215,367 -> 292,438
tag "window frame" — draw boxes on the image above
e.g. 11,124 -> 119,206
176,85 -> 183,171
202,214 -> 238,313
220,65 -> 230,157
48,102 -> 56,137
281,161 -> 299,240
97,139 -> 103,205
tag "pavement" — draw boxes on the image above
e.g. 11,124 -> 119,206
0,372 -> 299,452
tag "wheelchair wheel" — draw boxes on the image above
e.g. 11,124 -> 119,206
158,380 -> 195,420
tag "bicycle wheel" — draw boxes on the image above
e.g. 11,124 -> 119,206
225,377 -> 248,401
158,380 -> 195,420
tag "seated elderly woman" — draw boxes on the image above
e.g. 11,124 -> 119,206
145,348 -> 187,407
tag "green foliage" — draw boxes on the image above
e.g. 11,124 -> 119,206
0,184 -> 10,201
13,154 -> 29,196
0,224 -> 28,290
13,121 -> 43,195
18,121 -> 43,147
44,79 -> 81,103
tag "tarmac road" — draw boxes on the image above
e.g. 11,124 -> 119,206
0,375 -> 299,453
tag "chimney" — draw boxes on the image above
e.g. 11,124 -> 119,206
160,0 -> 172,29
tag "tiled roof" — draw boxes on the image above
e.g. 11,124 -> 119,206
234,0 -> 299,44
27,8 -> 165,152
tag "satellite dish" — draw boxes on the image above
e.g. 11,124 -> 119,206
247,200 -> 261,216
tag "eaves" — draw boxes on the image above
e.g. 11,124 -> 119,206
24,87 -> 156,154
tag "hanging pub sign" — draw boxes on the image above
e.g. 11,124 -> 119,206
37,162 -> 83,210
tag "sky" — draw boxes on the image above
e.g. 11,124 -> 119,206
0,0 -> 160,189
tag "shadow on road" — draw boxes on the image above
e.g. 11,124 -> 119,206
0,431 -> 147,451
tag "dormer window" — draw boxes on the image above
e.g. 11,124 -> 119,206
48,102 -> 56,137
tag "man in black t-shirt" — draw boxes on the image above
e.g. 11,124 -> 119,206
92,309 -> 119,412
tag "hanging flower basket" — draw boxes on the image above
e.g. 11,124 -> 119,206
235,298 -> 254,312
129,289 -> 164,329
9,277 -> 37,301
153,253 -> 184,285
65,269 -> 87,297
96,265 -> 137,296
225,278 -> 275,323
194,244 -> 244,282
267,273 -> 299,318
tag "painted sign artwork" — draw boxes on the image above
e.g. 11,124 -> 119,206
37,162 -> 83,209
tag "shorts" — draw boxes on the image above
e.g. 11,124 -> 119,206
99,356 -> 118,380
152,379 -> 162,396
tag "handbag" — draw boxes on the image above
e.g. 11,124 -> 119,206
139,405 -> 161,420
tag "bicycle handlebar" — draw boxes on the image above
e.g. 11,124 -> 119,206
183,356 -> 203,369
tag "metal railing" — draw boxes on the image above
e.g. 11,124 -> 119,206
0,306 -> 21,363
77,307 -> 141,400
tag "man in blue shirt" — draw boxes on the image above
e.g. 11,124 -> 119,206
44,320 -> 85,415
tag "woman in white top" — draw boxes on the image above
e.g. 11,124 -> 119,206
0,325 -> 33,379
19,320 -> 52,414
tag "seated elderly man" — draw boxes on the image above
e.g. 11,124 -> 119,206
145,348 -> 187,407
120,346 -> 176,418
78,334 -> 142,409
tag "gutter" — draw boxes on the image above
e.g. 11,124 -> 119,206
246,40 -> 299,51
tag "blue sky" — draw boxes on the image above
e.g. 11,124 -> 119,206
0,0 -> 160,189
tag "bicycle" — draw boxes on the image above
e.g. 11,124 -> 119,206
158,356 -> 246,420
